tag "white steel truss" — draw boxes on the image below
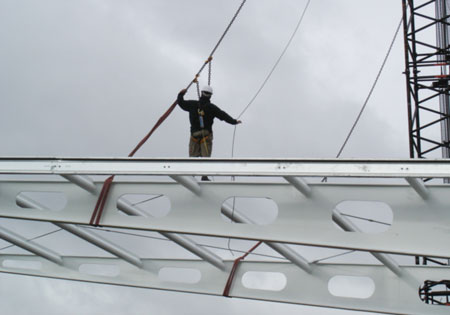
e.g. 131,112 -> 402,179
0,158 -> 449,314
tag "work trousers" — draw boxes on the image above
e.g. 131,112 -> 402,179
189,130 -> 213,157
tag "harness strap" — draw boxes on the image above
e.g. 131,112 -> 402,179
191,135 -> 209,143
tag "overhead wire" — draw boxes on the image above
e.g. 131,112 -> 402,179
321,16 -> 404,183
334,17 -> 404,159
231,0 -> 312,157
228,0 -> 312,255
236,0 -> 312,121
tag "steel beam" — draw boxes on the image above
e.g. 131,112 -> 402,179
0,158 -> 450,178
0,255 -> 447,315
2,180 -> 450,259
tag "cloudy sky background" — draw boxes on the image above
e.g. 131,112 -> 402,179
0,0 -> 424,314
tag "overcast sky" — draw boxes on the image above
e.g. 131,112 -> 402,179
0,0 -> 417,314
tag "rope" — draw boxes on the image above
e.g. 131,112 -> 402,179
237,0 -> 312,120
227,1 -> 312,251
223,241 -> 262,297
321,17 -> 403,183
207,0 -> 247,61
230,0 -> 311,158
90,0 -> 248,226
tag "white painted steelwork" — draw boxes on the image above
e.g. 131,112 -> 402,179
0,158 -> 449,315
16,194 -> 143,268
0,157 -> 449,178
405,177 -> 430,200
0,255 -> 447,315
169,175 -> 202,195
283,176 -> 312,197
60,174 -> 97,194
1,180 -> 449,258
332,209 -> 402,276
0,229 -> 63,265
117,198 -> 226,270
221,204 -> 312,273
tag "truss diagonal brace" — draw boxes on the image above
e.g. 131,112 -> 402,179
16,195 -> 144,268
117,199 -> 226,270
0,228 -> 63,265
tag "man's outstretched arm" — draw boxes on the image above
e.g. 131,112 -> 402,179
212,104 -> 242,125
177,89 -> 192,111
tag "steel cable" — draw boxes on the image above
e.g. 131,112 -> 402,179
334,17 -> 404,159
228,0 -> 312,255
231,0 -> 312,157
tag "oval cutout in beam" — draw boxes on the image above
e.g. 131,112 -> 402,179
159,267 -> 201,284
79,264 -> 120,277
16,191 -> 67,211
3,259 -> 42,271
242,271 -> 287,291
328,275 -> 375,299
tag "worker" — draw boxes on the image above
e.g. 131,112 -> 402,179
177,85 -> 242,180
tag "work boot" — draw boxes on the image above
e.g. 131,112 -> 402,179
201,176 -> 210,181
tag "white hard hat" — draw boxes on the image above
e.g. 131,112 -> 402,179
201,85 -> 213,94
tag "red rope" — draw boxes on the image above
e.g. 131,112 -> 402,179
89,101 -> 177,226
222,241 -> 262,297
128,100 -> 178,157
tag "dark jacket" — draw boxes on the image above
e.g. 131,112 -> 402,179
177,93 -> 238,134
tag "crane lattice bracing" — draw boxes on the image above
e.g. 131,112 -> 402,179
403,0 -> 450,159
0,158 -> 449,314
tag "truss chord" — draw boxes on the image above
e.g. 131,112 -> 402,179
83,226 -> 287,260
